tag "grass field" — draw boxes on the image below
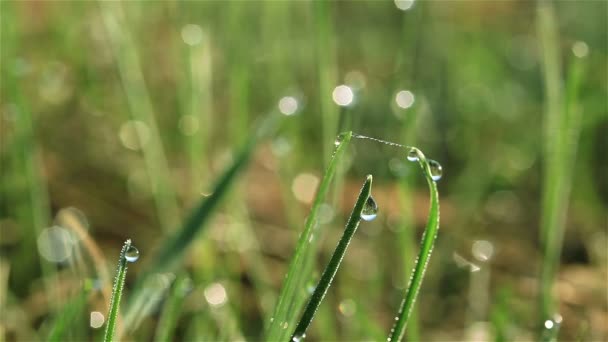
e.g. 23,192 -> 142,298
1,1 -> 607,341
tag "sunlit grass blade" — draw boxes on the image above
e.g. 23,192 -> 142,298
388,149 -> 440,342
265,131 -> 353,341
104,239 -> 139,342
290,175 -> 373,341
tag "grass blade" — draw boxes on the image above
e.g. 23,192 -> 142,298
104,239 -> 138,342
265,131 -> 353,341
388,149 -> 441,342
122,135 -> 256,330
154,274 -> 190,342
290,175 -> 373,341
47,286 -> 90,342
536,1 -> 586,338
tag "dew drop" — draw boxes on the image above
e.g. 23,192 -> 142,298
281,321 -> 289,329
292,333 -> 306,342
428,159 -> 443,181
334,132 -> 347,147
406,148 -> 419,162
125,245 -> 139,263
361,196 -> 378,221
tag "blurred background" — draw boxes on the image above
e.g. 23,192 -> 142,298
1,1 -> 606,341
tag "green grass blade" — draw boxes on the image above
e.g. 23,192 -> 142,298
536,1 -> 586,338
290,175 -> 373,341
122,135 -> 256,329
46,285 -> 90,342
149,140 -> 254,276
99,1 -> 180,232
265,131 -> 353,341
388,150 -> 441,342
104,239 -> 138,342
154,274 -> 190,342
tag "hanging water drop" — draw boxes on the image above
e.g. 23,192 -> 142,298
406,148 -> 419,162
124,245 -> 139,262
428,159 -> 443,181
361,196 -> 378,221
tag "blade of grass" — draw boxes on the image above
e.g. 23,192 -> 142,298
122,135 -> 255,329
388,149 -> 441,342
46,284 -> 91,342
290,175 -> 373,341
536,0 -> 586,338
123,114 -> 279,331
265,131 -> 353,341
99,1 -> 180,232
154,274 -> 190,342
396,105 -> 423,342
313,0 -> 339,168
104,239 -> 138,342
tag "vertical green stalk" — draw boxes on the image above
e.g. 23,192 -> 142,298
313,0 -> 339,167
388,151 -> 440,342
396,107 -> 422,342
291,175 -> 373,341
104,239 -> 138,342
99,1 -> 179,232
536,0 -> 585,337
154,274 -> 190,342
265,131 -> 353,341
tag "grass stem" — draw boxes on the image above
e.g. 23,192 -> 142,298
290,175 -> 373,341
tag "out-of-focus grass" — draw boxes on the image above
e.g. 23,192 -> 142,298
1,1 -> 606,341
536,1 -> 586,340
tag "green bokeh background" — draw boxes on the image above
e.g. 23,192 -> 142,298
1,1 -> 606,341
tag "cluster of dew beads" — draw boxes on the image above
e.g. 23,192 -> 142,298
361,196 -> 378,221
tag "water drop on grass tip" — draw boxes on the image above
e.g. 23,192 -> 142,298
428,159 -> 442,181
125,245 -> 139,262
407,148 -> 419,162
361,196 -> 378,221
334,133 -> 347,147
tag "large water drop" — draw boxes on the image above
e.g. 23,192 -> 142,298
428,159 -> 443,181
125,245 -> 140,263
361,196 -> 378,221
407,148 -> 419,162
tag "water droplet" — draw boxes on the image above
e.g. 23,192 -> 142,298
125,245 -> 139,262
428,159 -> 443,181
406,148 -> 419,162
544,319 -> 555,329
361,196 -> 378,221
292,333 -> 306,342
335,132 -> 347,147
281,321 -> 289,329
